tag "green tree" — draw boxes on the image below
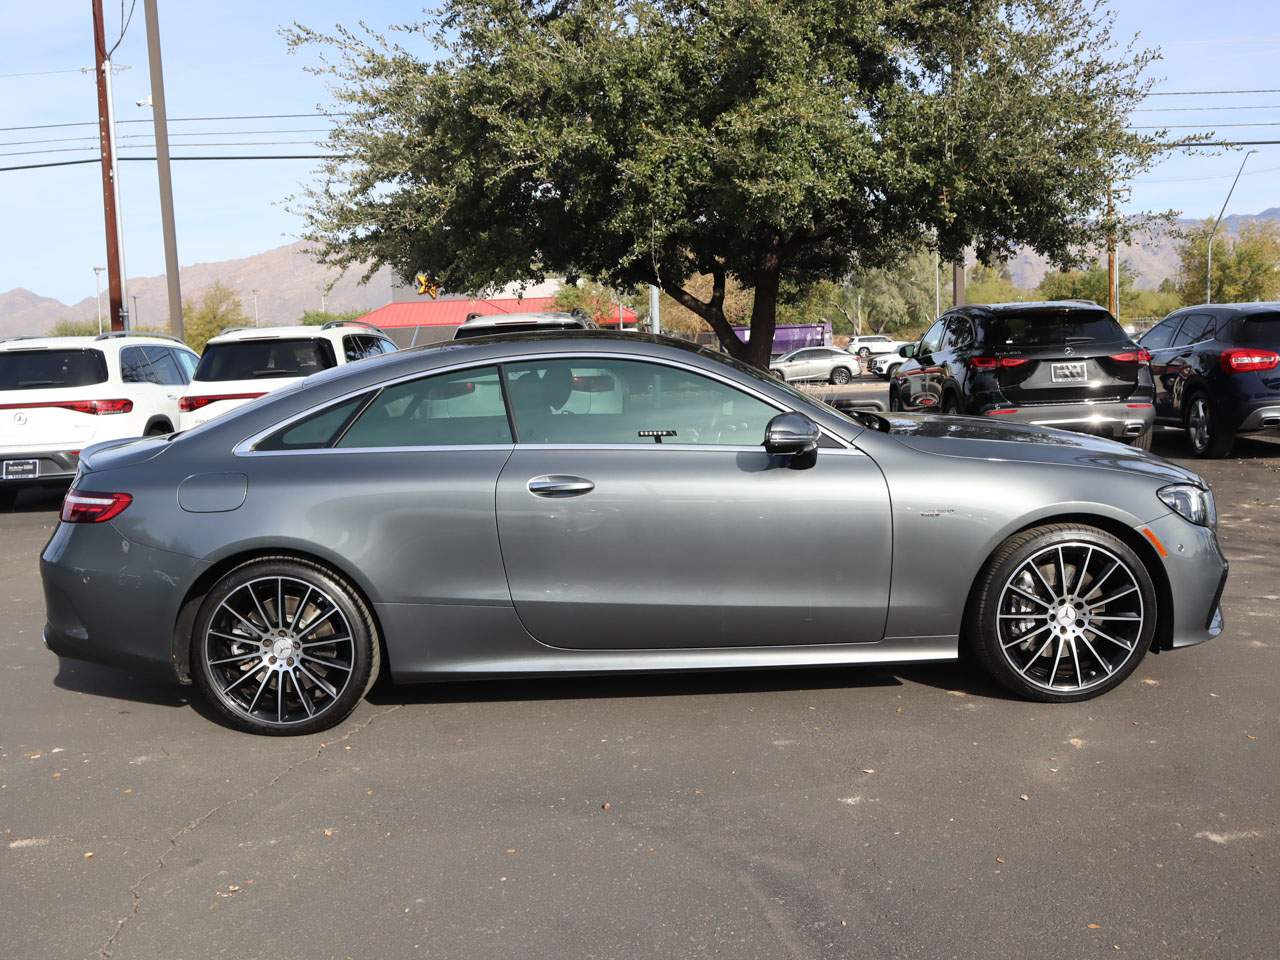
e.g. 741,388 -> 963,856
289,0 -> 1178,367
966,263 -> 1029,305
1177,220 -> 1280,304
553,281 -> 636,325
183,283 -> 249,353
49,318 -> 102,337
301,309 -> 367,326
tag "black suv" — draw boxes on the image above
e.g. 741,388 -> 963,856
1138,302 -> 1280,458
888,301 -> 1156,447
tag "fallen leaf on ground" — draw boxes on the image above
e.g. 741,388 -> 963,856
83,851 -> 94,859
995,856 -> 1005,864
322,829 -> 335,838
1141,678 -> 1160,687
601,802 -> 612,812
1019,794 -> 1030,801
861,769 -> 876,774
1068,738 -> 1086,749
1088,923 -> 1101,930
1247,734 -> 1258,741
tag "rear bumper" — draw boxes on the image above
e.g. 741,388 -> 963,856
0,449 -> 79,484
1141,512 -> 1228,650
41,520 -> 206,680
1236,404 -> 1280,433
982,400 -> 1155,440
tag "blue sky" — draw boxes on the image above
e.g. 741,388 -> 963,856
1,0 -> 1278,304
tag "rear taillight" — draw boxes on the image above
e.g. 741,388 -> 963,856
969,357 -> 1028,370
60,490 -> 132,524
0,399 -> 133,415
178,392 -> 265,413
1110,349 -> 1152,365
1220,348 -> 1280,374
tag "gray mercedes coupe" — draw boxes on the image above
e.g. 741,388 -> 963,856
41,333 -> 1228,735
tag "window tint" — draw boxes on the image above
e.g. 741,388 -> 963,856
0,348 -> 108,390
257,395 -> 371,451
194,339 -> 336,381
337,366 -> 511,448
986,308 -> 1127,347
374,338 -> 397,355
120,346 -> 150,383
504,358 -> 776,446
944,317 -> 975,352
1139,318 -> 1181,350
1239,313 -> 1280,347
343,335 -> 365,362
175,350 -> 199,381
143,346 -> 185,385
1171,314 -> 1215,347
919,319 -> 946,355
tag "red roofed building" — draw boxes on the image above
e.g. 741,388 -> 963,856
358,288 -> 637,345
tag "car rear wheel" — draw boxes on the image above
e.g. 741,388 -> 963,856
1127,428 -> 1153,451
1186,394 -> 1234,459
966,524 -> 1156,702
830,366 -> 853,385
857,347 -> 871,359
192,558 -> 379,735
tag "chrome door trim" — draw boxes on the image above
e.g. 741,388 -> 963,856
233,351 -> 857,456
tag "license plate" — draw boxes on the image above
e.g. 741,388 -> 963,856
1051,361 -> 1087,383
2,459 -> 37,480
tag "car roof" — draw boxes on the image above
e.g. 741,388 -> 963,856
0,333 -> 192,352
206,325 -> 347,344
1170,301 -> 1280,316
457,311 -> 585,328
956,300 -> 1108,315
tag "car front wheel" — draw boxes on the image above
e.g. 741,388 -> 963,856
966,524 -> 1156,702
1186,394 -> 1234,459
830,366 -> 853,385
192,558 -> 380,735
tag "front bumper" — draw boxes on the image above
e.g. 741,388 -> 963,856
1141,512 -> 1228,650
0,449 -> 79,484
982,400 -> 1155,440
41,520 -> 206,680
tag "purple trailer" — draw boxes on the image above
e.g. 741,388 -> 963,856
732,322 -> 831,358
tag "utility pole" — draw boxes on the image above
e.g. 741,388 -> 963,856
1106,183 -> 1118,317
94,267 -> 105,334
934,251 -> 941,317
132,294 -> 139,326
1206,149 -> 1257,304
144,0 -> 183,339
251,289 -> 259,325
952,258 -> 965,308
92,0 -> 126,331
648,284 -> 661,335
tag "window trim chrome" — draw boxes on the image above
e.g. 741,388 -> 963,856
232,350 -> 856,457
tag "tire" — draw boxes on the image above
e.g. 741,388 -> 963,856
191,557 -> 380,735
830,366 -> 853,385
885,363 -> 902,380
940,393 -> 960,415
887,388 -> 901,412
771,369 -> 786,381
966,524 -> 1156,702
1185,393 -> 1234,459
1127,428 -> 1153,451
145,420 -> 173,437
857,347 -> 871,359
0,487 -> 16,511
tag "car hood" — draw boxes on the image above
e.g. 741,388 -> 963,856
883,413 -> 1203,486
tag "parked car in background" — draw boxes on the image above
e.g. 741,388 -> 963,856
847,335 -> 910,359
453,312 -> 593,340
178,321 -> 396,431
0,332 -> 198,508
1139,302 -> 1280,458
889,301 -> 1156,448
42,332 -> 1226,734
871,350 -> 908,380
770,346 -> 861,384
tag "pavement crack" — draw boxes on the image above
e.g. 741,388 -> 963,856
93,704 -> 402,959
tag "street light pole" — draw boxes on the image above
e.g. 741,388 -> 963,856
143,0 -> 183,339
94,267 -> 105,335
1206,150 -> 1257,304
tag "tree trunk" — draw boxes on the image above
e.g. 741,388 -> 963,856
743,260 -> 780,369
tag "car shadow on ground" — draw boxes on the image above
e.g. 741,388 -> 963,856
4,482 -> 68,513
1149,426 -> 1280,461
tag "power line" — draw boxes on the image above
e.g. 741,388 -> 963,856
0,112 -> 346,133
0,154 -> 346,173
1133,103 -> 1280,113
0,128 -> 333,148
105,0 -> 138,59
1134,163 -> 1280,184
0,139 -> 329,158
1144,88 -> 1280,97
1131,122 -> 1280,129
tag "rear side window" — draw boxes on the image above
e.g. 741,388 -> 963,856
336,366 -> 512,447
1238,313 -> 1280,347
175,350 -> 199,381
256,394 -> 371,451
1139,317 -> 1181,350
194,339 -> 336,381
986,308 -> 1128,347
1171,314 -> 1216,347
0,348 -> 108,390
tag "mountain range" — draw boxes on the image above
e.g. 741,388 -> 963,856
3,208 -> 1278,338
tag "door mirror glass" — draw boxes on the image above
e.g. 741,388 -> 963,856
898,343 -> 917,358
764,412 -> 820,457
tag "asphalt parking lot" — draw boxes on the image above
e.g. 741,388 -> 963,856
2,418 -> 1278,960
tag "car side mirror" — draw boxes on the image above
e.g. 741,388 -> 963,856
898,343 -> 917,358
764,412 -> 820,458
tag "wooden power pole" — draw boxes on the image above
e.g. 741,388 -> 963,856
144,0 -> 183,338
1106,183 -> 1118,317
92,0 -> 126,331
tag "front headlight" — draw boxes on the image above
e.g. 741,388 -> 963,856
1158,483 -> 1217,528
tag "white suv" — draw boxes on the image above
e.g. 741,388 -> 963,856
0,332 -> 200,506
178,322 -> 397,430
846,335 -> 910,359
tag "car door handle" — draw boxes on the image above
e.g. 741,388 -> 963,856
527,475 -> 595,497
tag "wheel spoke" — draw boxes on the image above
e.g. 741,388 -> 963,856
209,651 -> 262,667
1026,561 -> 1058,601
1001,622 -> 1051,649
296,662 -> 339,699
1078,635 -> 1113,675
1017,636 -> 1055,676
1072,547 -> 1093,596
296,607 -> 339,640
290,671 -> 314,718
247,671 -> 271,714
210,628 -> 257,645
276,578 -> 286,629
1069,638 -> 1083,688
288,585 -> 313,632
242,582 -> 273,633
220,602 -> 265,638
1008,585 -> 1051,608
1055,547 -> 1069,599
277,675 -> 285,723
1089,626 -> 1134,652
302,653 -> 352,672
1090,585 -> 1137,609
301,636 -> 352,649
1047,637 -> 1065,686
1083,562 -> 1119,601
1092,615 -> 1141,622
223,666 -> 262,695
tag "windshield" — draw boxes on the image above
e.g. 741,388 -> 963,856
194,339 -> 336,381
1239,314 -> 1280,347
0,348 -> 108,391
986,308 -> 1128,347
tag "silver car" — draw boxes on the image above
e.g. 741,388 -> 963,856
42,333 -> 1227,735
769,346 -> 862,384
